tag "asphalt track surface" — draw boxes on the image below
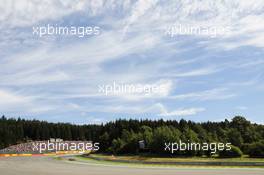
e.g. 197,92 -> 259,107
0,156 -> 263,175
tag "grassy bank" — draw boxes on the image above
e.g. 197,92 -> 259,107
87,154 -> 264,162
72,153 -> 264,168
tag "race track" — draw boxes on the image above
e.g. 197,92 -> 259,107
0,156 -> 263,175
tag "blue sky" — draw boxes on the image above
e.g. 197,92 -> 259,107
0,0 -> 264,124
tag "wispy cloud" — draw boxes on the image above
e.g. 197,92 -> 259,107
157,104 -> 205,117
170,88 -> 236,101
0,0 -> 264,123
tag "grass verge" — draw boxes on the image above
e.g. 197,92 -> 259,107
75,153 -> 264,168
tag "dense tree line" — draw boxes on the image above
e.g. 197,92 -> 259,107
0,115 -> 264,157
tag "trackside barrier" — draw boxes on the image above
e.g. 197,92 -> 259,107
0,151 -> 90,157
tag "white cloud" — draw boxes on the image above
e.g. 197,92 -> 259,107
0,0 -> 264,122
142,103 -> 205,117
236,106 -> 248,110
1,0 -> 264,51
158,106 -> 205,117
122,0 -> 158,35
0,89 -> 56,115
171,67 -> 220,77
0,89 -> 29,105
0,0 -> 90,27
0,30 -> 160,87
170,88 -> 236,101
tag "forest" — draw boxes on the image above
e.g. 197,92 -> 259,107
0,115 -> 263,158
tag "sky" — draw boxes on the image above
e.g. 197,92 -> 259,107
0,0 -> 264,124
